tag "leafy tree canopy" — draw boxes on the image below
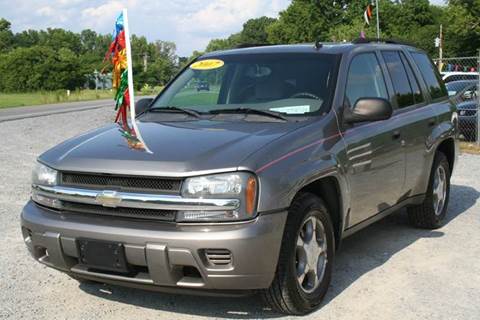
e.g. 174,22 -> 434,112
0,19 -> 180,92
201,0 -> 480,58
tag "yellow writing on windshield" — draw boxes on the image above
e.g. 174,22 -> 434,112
190,59 -> 225,71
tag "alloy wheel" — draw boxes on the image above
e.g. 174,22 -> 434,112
295,215 -> 328,293
433,165 -> 447,216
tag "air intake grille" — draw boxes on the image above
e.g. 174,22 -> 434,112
61,173 -> 182,193
204,249 -> 232,267
61,201 -> 176,221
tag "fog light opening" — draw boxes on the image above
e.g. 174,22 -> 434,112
182,266 -> 202,279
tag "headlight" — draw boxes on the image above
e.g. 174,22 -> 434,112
178,172 -> 257,222
31,162 -> 61,209
32,162 -> 58,186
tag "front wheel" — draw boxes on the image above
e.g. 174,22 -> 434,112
407,152 -> 451,229
262,193 -> 335,315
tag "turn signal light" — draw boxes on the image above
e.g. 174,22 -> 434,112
245,176 -> 257,216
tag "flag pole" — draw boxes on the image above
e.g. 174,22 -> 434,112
375,0 -> 380,38
122,8 -> 152,153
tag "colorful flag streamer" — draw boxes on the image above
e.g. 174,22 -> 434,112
104,10 -> 151,153
364,4 -> 373,25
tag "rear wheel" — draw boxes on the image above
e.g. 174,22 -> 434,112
407,152 -> 450,229
262,193 -> 335,315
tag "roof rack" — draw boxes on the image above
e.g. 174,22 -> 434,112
234,43 -> 274,49
352,38 -> 414,47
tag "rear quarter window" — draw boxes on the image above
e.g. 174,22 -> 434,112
411,52 -> 448,100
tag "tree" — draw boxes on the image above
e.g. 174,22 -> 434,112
0,18 -> 14,52
443,0 -> 480,56
240,17 -> 276,44
14,29 -> 40,48
37,28 -> 82,53
0,46 -> 83,91
204,17 -> 276,53
205,33 -> 242,52
267,0 -> 344,43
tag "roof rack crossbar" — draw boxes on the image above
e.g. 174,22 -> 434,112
352,38 -> 414,46
234,43 -> 274,49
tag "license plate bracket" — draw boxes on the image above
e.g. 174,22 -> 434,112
77,239 -> 130,274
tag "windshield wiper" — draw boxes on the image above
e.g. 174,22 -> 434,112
209,108 -> 288,121
148,106 -> 201,118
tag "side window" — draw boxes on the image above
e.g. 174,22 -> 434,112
382,51 -> 416,108
399,52 -> 424,104
411,52 -> 448,99
345,53 -> 388,107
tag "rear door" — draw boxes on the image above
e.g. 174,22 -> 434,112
380,50 -> 436,198
342,52 -> 406,226
405,51 -> 450,194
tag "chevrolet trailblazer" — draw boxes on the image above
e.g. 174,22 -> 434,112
22,39 -> 458,315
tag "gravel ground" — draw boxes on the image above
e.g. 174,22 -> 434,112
1,108 -> 479,320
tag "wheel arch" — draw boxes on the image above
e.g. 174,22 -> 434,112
297,176 -> 343,249
436,138 -> 456,174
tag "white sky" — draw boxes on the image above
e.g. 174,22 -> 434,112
0,0 -> 446,56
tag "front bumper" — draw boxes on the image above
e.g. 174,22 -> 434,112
21,201 -> 286,293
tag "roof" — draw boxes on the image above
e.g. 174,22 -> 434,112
201,41 -> 418,58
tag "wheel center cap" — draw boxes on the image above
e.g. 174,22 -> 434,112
304,239 -> 321,268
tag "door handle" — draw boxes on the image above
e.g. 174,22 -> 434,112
392,131 -> 401,140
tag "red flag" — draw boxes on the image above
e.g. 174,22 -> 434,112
364,4 -> 373,25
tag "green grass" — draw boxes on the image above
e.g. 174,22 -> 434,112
0,90 -> 115,109
169,87 -> 220,106
460,141 -> 480,154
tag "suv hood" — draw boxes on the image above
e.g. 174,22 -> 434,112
457,101 -> 478,110
39,120 -> 305,176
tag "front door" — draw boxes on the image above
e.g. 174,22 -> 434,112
341,52 -> 406,227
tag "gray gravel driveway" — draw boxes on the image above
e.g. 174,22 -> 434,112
1,107 -> 479,319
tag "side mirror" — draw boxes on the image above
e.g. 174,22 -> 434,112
136,98 -> 154,115
344,98 -> 393,124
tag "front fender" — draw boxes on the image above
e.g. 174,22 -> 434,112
253,128 -> 349,212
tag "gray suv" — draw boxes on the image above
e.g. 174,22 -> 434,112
21,40 -> 458,315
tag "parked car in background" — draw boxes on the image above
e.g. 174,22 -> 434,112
446,80 -> 477,98
455,82 -> 479,141
441,71 -> 478,83
22,40 -> 458,315
447,81 -> 478,141
457,100 -> 478,141
196,81 -> 210,91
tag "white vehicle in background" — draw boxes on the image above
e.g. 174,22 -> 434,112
441,71 -> 479,83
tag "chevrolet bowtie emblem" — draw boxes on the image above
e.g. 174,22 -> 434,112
96,191 -> 122,208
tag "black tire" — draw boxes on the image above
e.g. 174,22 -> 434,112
262,192 -> 335,315
407,152 -> 451,229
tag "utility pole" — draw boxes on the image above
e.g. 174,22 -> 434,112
375,0 -> 380,39
143,53 -> 148,72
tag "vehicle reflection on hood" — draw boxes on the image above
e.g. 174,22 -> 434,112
117,122 -> 153,154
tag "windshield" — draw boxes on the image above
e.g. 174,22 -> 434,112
151,53 -> 339,117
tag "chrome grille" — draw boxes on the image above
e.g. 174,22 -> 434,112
204,249 -> 232,266
61,201 -> 176,221
60,173 -> 182,193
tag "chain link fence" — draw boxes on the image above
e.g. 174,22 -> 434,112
433,53 -> 480,144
